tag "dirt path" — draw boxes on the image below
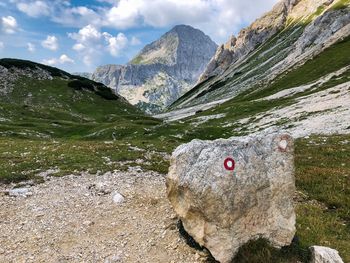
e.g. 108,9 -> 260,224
0,171 -> 207,263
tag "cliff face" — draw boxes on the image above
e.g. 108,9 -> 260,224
171,0 -> 350,110
198,0 -> 346,84
92,25 -> 217,113
198,0 -> 294,83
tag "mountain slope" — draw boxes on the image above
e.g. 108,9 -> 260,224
170,0 -> 350,111
156,0 -> 350,141
92,25 -> 217,113
0,58 -> 159,139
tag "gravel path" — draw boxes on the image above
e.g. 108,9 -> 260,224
0,171 -> 208,263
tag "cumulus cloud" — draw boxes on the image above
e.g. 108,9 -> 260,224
69,24 -> 102,43
69,24 -> 129,65
51,6 -> 101,28
72,43 -> 85,52
100,0 -> 279,42
42,54 -> 74,66
27,42 -> 36,53
8,0 -> 278,42
42,35 -> 59,51
1,16 -> 18,34
17,1 -> 50,17
104,32 -> 128,57
68,25 -> 103,65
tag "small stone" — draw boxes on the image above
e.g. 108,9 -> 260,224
8,188 -> 33,197
310,246 -> 344,263
112,192 -> 125,204
82,220 -> 94,227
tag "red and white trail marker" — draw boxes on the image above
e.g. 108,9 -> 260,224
224,158 -> 235,171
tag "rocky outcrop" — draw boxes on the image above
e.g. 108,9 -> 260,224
198,0 -> 295,82
198,0 -> 347,84
166,131 -> 296,263
0,65 -> 53,95
92,25 -> 217,113
171,0 -> 350,111
310,246 -> 344,263
197,36 -> 237,83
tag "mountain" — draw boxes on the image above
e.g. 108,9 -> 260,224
92,25 -> 217,114
0,58 -> 157,139
159,0 -> 350,138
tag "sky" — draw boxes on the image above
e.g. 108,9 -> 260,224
0,0 -> 279,73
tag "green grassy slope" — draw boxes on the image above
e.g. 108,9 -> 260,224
0,58 -> 160,140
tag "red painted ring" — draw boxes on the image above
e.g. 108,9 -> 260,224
224,158 -> 235,171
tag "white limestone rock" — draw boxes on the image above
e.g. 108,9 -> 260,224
166,131 -> 296,263
310,246 -> 344,263
112,192 -> 125,204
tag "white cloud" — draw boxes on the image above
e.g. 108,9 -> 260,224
0,42 -> 4,50
7,0 -> 279,43
59,54 -> 74,64
72,43 -> 85,51
42,58 -> 57,66
100,0 -> 279,42
69,24 -> 129,65
42,54 -> 74,66
69,24 -> 101,43
17,1 -> 50,17
1,16 -> 18,34
42,35 -> 59,51
104,32 -> 128,57
27,42 -> 36,53
131,36 -> 141,46
105,1 -> 141,29
51,5 -> 101,28
68,25 -> 103,66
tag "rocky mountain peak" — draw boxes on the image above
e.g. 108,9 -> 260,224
129,24 -> 217,67
93,25 -> 217,113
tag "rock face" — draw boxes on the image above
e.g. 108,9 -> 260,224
166,131 -> 296,263
92,25 -> 217,113
198,0 -> 294,82
172,0 -> 350,111
310,246 -> 344,263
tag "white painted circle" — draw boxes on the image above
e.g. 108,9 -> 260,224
227,160 -> 233,168
279,140 -> 288,150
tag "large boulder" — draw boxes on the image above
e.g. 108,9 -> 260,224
166,131 -> 296,263
310,246 -> 344,263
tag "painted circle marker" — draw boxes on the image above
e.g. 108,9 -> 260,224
224,158 -> 235,171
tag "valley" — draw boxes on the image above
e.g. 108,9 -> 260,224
0,0 -> 349,262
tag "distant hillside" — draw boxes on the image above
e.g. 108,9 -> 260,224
0,58 -> 159,140
92,25 -> 217,114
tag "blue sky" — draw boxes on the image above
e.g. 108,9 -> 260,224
0,0 -> 278,73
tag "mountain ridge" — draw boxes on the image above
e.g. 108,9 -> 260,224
169,0 -> 350,111
92,25 -> 217,113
